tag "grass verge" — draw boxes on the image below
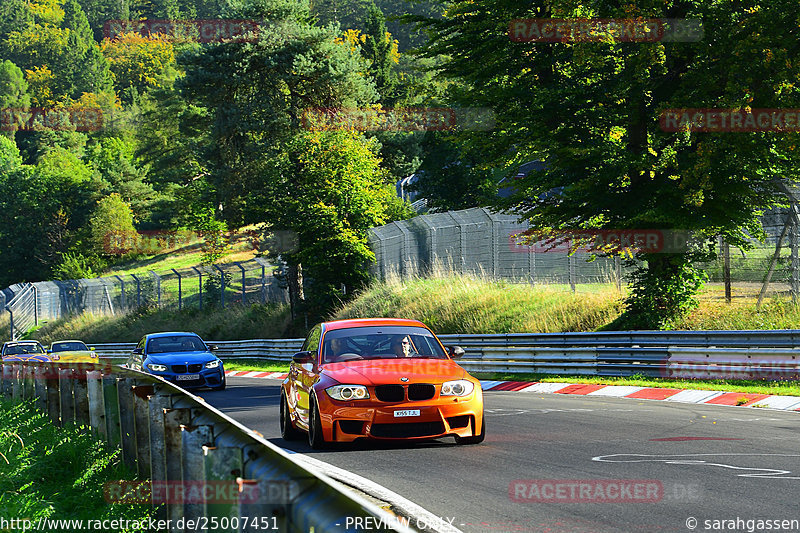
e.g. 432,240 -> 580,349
0,398 -> 150,530
224,359 -> 289,373
27,304 -> 291,345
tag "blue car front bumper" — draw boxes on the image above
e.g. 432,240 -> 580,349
155,367 -> 225,389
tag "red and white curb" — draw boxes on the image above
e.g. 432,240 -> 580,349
479,380 -> 800,411
225,370 -> 288,379
223,371 -> 800,412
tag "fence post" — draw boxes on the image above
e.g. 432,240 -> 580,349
131,274 -> 141,308
615,255 -> 622,292
150,271 -> 161,308
32,285 -> 38,327
172,269 -> 183,311
214,265 -> 226,308
73,368 -> 90,427
235,262 -> 246,305
115,275 -> 126,311
192,267 -> 203,310
792,212 -> 799,305
568,253 -> 576,292
255,258 -> 269,305
7,308 -> 14,340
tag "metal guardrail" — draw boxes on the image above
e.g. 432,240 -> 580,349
88,330 -> 800,380
0,361 -> 415,533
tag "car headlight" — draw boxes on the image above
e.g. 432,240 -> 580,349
205,360 -> 221,369
440,380 -> 474,397
326,385 -> 370,401
148,364 -> 167,372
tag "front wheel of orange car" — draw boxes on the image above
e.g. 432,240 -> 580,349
280,392 -> 303,441
455,412 -> 485,445
307,396 -> 328,450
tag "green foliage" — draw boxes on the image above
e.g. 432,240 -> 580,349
88,192 -> 136,254
264,130 -> 407,316
86,136 -> 156,220
412,0 -> 800,325
51,251 -> 98,279
0,136 -> 23,171
0,399 -> 151,527
101,32 -> 176,104
612,254 -> 709,330
0,60 -> 31,139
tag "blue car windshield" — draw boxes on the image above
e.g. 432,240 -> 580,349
147,336 -> 206,354
322,326 -> 447,363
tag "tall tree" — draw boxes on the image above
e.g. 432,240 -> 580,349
413,0 -> 800,328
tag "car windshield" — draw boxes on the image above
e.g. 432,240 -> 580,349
51,341 -> 89,352
147,335 -> 206,354
3,343 -> 45,356
322,326 -> 447,363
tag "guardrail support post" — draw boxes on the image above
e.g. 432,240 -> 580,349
73,368 -> 91,427
182,425 -> 214,523
117,378 -> 138,472
87,371 -> 106,439
164,408 -> 192,529
11,364 -> 21,401
132,384 -> 154,479
214,265 -> 225,308
33,365 -> 47,410
148,392 -> 172,522
45,372 -> 60,424
59,368 -> 76,426
23,365 -> 35,400
102,376 -> 122,448
204,446 -> 244,533
1,364 -> 12,398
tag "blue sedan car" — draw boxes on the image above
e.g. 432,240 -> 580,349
126,332 -> 226,391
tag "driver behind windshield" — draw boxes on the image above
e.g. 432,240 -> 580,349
391,336 -> 415,358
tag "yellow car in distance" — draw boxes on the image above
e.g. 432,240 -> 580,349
47,340 -> 99,363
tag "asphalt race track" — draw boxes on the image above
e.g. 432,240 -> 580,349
208,377 -> 800,533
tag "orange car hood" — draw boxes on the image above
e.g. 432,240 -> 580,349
321,358 -> 467,386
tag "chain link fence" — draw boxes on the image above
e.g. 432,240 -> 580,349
368,206 -> 800,302
3,259 -> 290,339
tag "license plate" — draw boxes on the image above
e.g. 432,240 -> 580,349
394,409 -> 420,418
176,374 -> 200,381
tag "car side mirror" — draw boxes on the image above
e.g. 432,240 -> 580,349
448,346 -> 465,359
132,348 -> 143,355
292,351 -> 313,364
89,347 -> 95,351
208,345 -> 218,351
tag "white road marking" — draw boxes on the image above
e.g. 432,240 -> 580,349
593,453 -> 800,479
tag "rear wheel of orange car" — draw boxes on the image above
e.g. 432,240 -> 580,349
307,396 -> 327,450
280,391 -> 303,441
455,411 -> 485,445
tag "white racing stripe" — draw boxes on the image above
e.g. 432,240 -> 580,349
284,449 -> 464,533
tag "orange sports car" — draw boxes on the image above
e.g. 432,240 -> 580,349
280,318 -> 485,448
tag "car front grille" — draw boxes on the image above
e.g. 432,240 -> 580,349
188,364 -> 203,373
172,365 -> 187,373
375,385 -> 405,402
408,384 -> 435,401
170,364 -> 203,374
370,421 -> 446,439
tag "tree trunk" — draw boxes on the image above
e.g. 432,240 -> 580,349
287,262 -> 305,319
